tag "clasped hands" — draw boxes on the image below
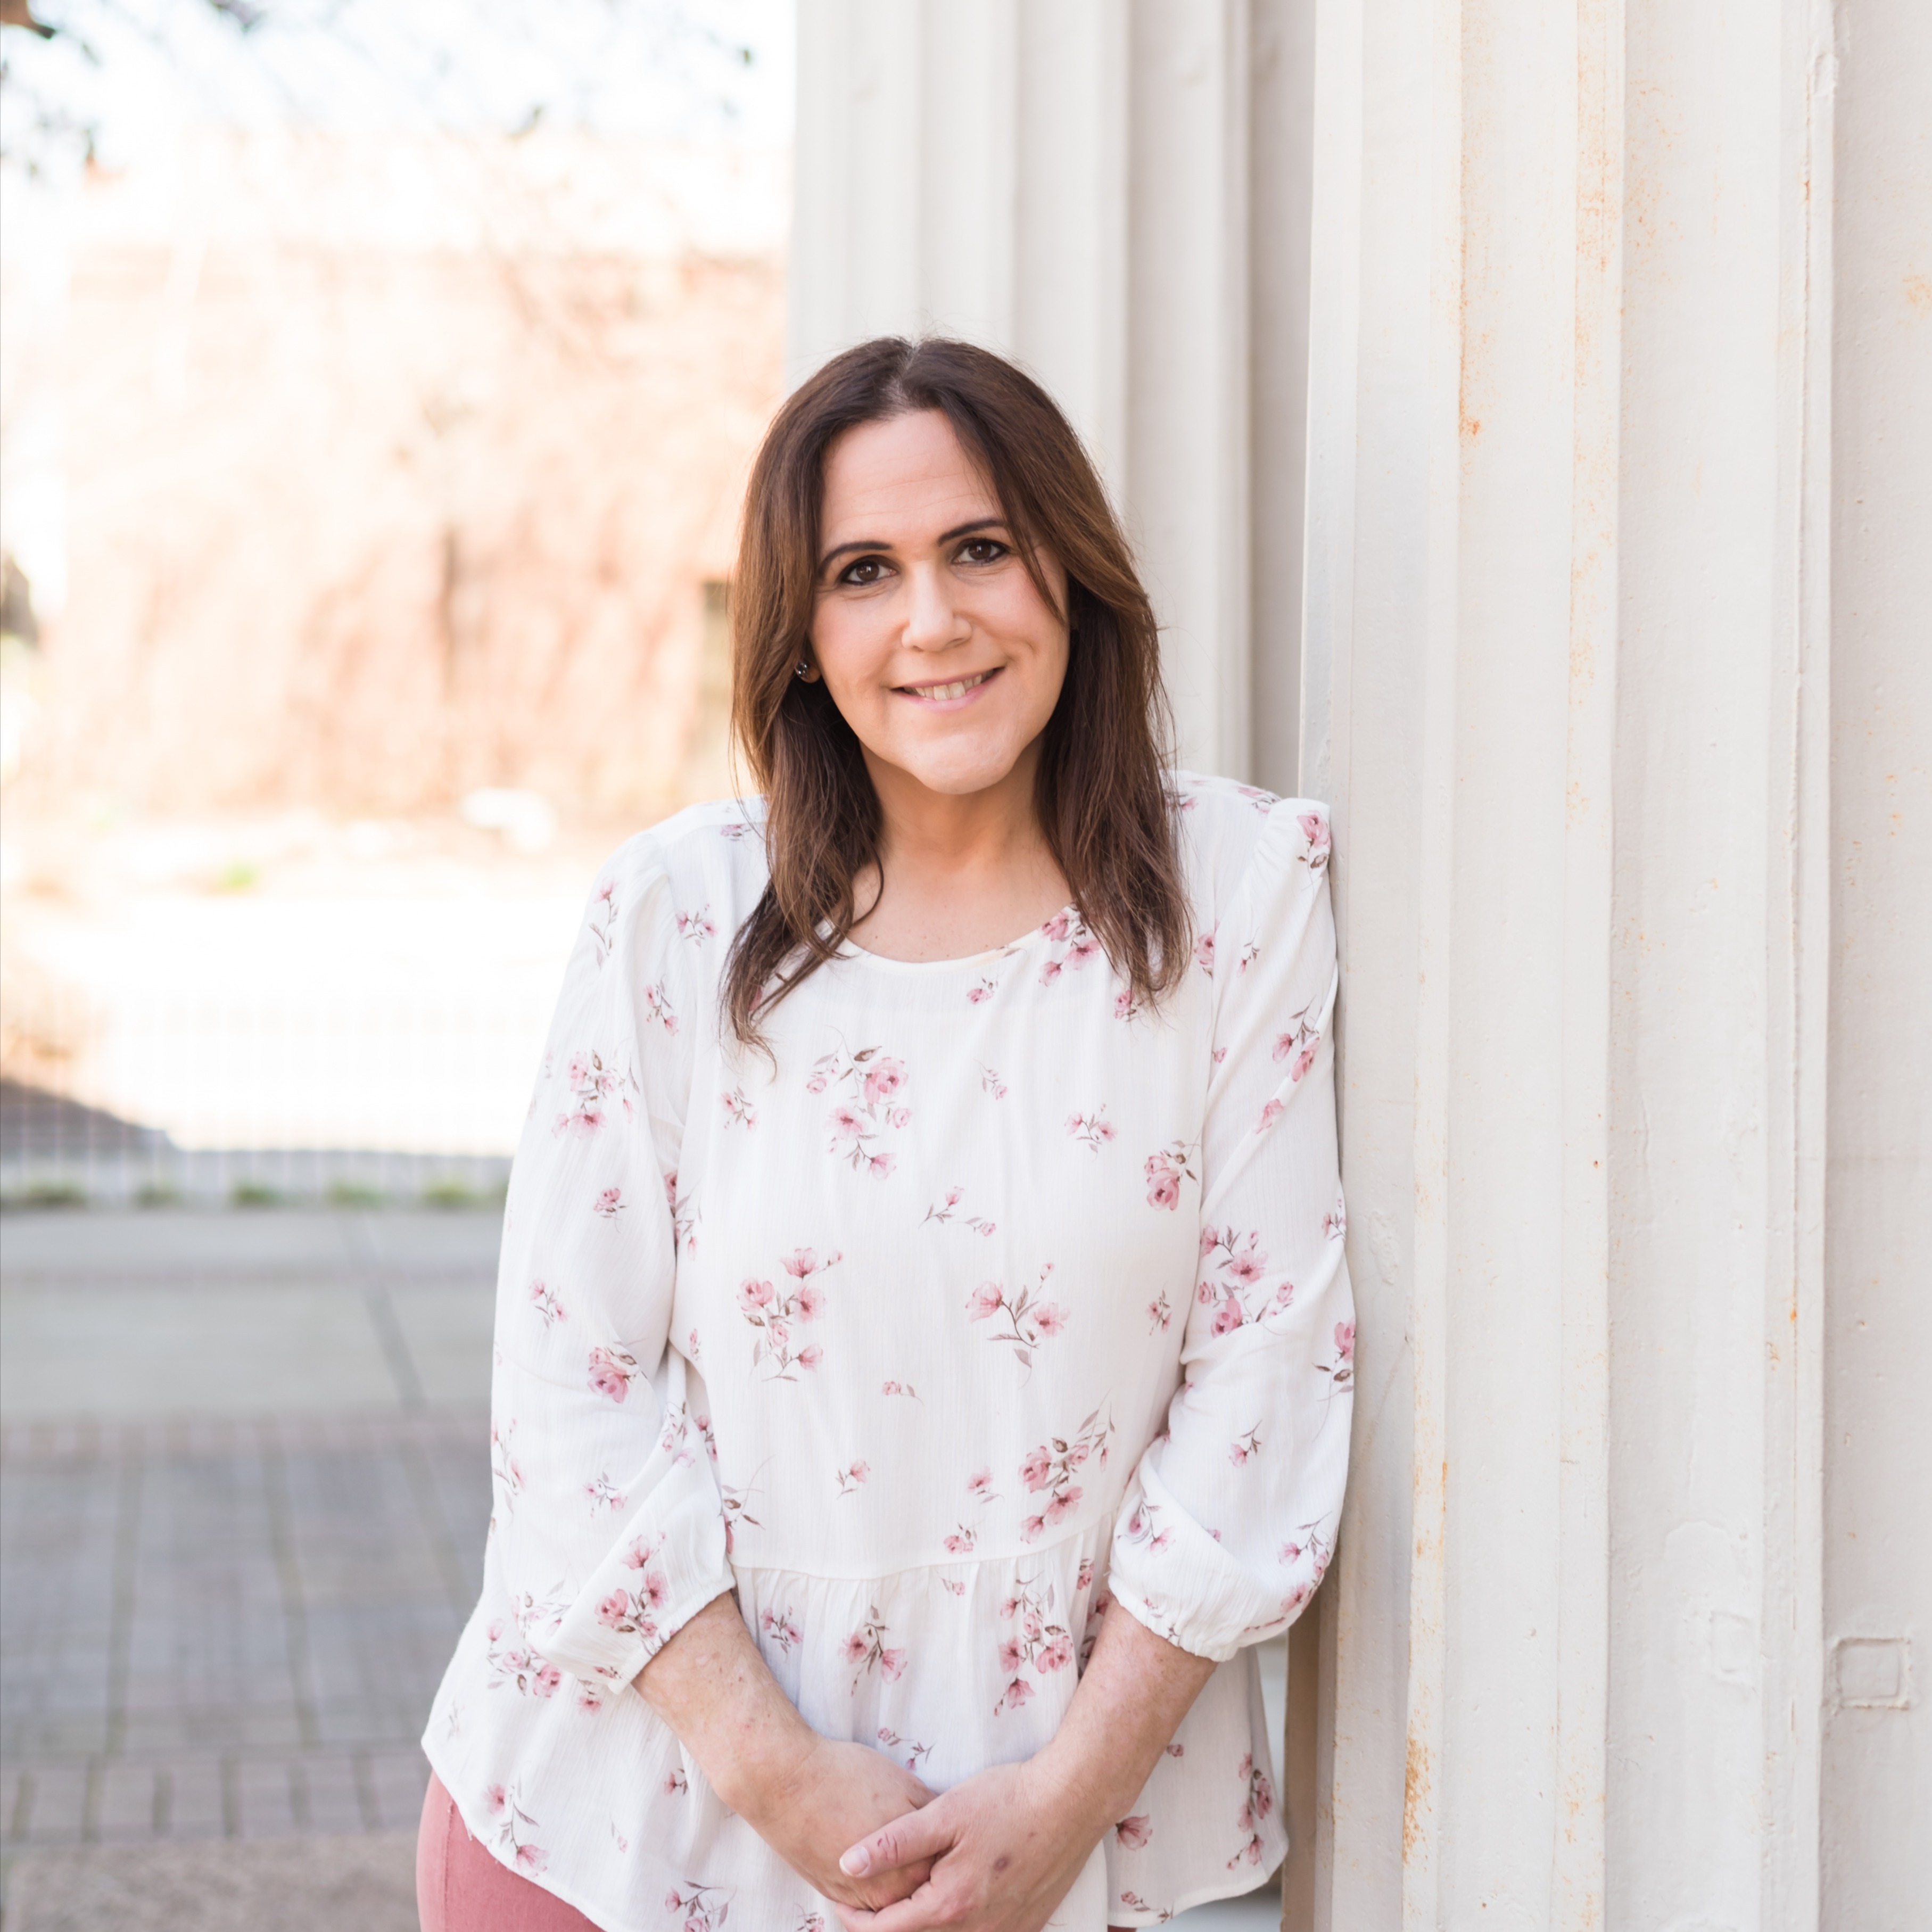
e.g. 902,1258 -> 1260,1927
748,1733 -> 1102,1932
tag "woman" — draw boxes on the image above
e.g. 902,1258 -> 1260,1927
418,337 -> 1353,1932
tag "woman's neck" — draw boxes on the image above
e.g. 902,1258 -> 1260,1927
848,742 -> 1072,962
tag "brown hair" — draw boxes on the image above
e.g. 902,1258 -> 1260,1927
722,336 -> 1188,1046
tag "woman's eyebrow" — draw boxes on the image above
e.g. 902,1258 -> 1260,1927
817,517 -> 1009,573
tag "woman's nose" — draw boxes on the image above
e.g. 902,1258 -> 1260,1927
901,563 -> 966,651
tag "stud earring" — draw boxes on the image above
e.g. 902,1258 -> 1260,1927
795,659 -> 811,680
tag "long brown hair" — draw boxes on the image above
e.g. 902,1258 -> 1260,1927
723,336 -> 1188,1047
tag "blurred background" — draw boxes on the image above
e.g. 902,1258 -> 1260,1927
0,6 -> 1290,1928
1,0 -> 787,1211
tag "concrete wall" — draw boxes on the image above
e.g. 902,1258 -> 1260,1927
790,1 -> 1929,1921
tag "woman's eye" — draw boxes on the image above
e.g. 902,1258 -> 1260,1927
958,538 -> 1008,565
839,558 -> 889,586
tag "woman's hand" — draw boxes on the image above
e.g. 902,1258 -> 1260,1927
635,1594 -> 934,1909
828,1758 -> 1096,1932
832,1601 -> 1220,1932
746,1735 -> 936,1910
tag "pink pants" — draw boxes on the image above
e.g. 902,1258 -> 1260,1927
417,1772 -> 600,1931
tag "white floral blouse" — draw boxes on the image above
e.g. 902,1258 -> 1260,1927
423,774 -> 1353,1931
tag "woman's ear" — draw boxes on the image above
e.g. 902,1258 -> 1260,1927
795,651 -> 822,684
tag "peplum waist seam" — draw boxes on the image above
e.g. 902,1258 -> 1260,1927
729,1518 -> 1113,1587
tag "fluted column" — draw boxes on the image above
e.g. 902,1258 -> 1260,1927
1301,0 -> 1928,1926
789,0 -> 1315,788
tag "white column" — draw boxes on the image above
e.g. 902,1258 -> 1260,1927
1301,0 -> 1928,1925
788,0 -> 1315,782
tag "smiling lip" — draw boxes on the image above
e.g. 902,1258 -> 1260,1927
896,668 -> 998,704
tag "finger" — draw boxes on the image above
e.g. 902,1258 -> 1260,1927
839,1800 -> 955,1878
835,1881 -> 951,1932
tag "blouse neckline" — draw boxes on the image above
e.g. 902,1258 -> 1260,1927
830,903 -> 1080,975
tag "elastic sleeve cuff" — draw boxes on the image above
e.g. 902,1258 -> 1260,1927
1107,1462 -> 1283,1664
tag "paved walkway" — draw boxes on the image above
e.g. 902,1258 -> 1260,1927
0,1209 -> 1282,1929
1,1210 -> 496,1926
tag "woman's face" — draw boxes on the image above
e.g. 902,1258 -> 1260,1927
808,410 -> 1070,803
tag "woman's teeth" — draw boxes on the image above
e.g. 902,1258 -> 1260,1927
905,671 -> 991,700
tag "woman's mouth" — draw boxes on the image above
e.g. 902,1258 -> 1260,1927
897,668 -> 997,704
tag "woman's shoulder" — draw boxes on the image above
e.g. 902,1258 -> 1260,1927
591,796 -> 770,903
1168,770 -> 1331,916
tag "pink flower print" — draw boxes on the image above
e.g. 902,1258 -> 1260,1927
1240,782 -> 1279,810
862,1057 -> 906,1107
843,1607 -> 902,1688
813,1040 -> 913,1174
1113,988 -> 1143,1022
1236,940 -> 1261,975
1322,1320 -> 1357,1395
584,1472 -> 628,1514
587,1344 -> 639,1405
1299,809 -> 1332,870
980,1063 -> 1009,1100
665,1886 -> 730,1932
1123,1498 -> 1174,1555
741,1249 -> 838,1381
1257,1097 -> 1285,1134
1194,928 -> 1218,976
719,1482 -> 761,1556
970,1265 -> 1068,1374
720,1087 -> 757,1130
554,1048 -> 638,1137
516,1844 -> 549,1875
967,1467 -> 998,1502
532,1664 -> 562,1698
1116,1815 -> 1153,1851
1273,1001 -> 1322,1082
760,1607 -> 803,1654
968,976 -> 997,1004
1228,1751 -> 1278,1869
878,1726 -> 931,1772
593,1187 -> 624,1220
528,1279 -> 567,1330
1037,907 -> 1102,986
882,1378 -> 921,1400
588,881 -> 619,967
485,1784 -> 507,1814
719,819 -> 749,841
1066,1108 -> 1116,1152
1325,1194 -> 1348,1241
675,905 -> 717,945
662,1770 -> 687,1796
1211,1293 -> 1246,1336
1017,1408 -> 1113,1540
1229,1423 -> 1264,1467
665,1174 -> 697,1251
1143,1140 -> 1198,1210
835,1460 -> 869,1497
1076,1558 -> 1095,1590
490,1421 -> 524,1517
640,982 -> 679,1036
944,1524 -> 977,1554
924,1186 -> 999,1236
1147,1291 -> 1174,1332
576,1680 -> 604,1711
992,1575 -> 1074,1713
994,1675 -> 1035,1717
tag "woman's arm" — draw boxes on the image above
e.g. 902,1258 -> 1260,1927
828,1604 -> 1214,1932
637,1594 -> 938,1910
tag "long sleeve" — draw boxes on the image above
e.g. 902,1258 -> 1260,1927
484,840 -> 734,1694
1108,800 -> 1354,1662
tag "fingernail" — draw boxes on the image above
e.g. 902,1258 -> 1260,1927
840,1847 -> 872,1877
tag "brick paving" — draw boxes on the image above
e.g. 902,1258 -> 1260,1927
0,1211 -> 497,1914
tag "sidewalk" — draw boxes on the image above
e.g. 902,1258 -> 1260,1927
0,1209 -> 1283,1929
1,1209 -> 496,1928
